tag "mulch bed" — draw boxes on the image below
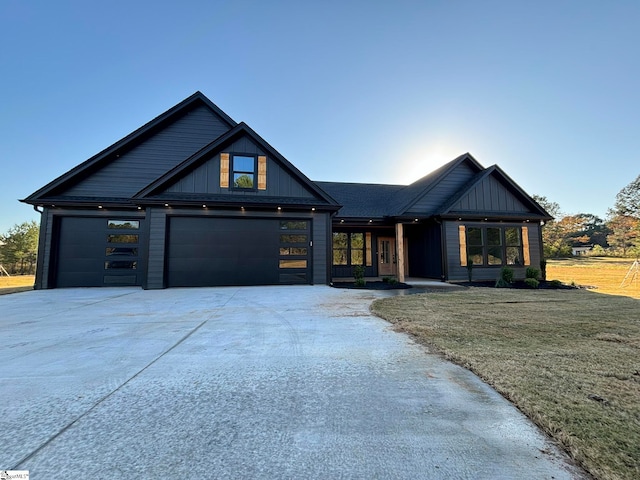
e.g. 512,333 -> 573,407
330,281 -> 413,290
458,280 -> 579,290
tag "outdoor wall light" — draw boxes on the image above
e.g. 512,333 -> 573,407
98,205 -> 103,209
277,206 -> 282,211
165,204 -> 169,207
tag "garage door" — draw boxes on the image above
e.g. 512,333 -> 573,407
166,217 -> 311,287
55,217 -> 143,287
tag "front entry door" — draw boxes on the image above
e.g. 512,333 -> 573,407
378,237 -> 397,276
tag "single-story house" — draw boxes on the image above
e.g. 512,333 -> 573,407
22,92 -> 552,289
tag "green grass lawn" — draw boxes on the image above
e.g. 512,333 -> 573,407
372,288 -> 640,480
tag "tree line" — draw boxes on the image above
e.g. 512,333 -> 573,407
0,220 -> 38,275
535,174 -> 640,258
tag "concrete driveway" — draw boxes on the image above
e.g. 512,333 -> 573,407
1,286 -> 585,479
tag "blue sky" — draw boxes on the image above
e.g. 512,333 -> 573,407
1,0 -> 639,233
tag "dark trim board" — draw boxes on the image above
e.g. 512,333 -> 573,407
22,92 -> 551,289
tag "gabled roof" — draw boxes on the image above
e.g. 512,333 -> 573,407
391,153 -> 485,216
314,182 -> 405,219
22,92 -> 236,204
438,164 -> 553,219
134,122 -> 340,208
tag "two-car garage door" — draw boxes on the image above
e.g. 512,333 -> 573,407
166,217 -> 311,287
53,216 -> 311,288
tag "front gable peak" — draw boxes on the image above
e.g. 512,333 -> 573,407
134,123 -> 339,209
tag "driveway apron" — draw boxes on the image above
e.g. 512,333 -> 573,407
0,286 -> 585,479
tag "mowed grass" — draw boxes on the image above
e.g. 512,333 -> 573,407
547,257 -> 640,299
372,288 -> 640,480
0,275 -> 34,295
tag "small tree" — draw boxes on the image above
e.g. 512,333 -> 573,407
0,221 -> 39,275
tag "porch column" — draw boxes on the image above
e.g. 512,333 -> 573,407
395,222 -> 405,283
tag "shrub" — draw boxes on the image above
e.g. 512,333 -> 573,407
499,266 -> 514,284
550,279 -> 563,287
466,259 -> 473,282
526,267 -> 540,280
495,278 -> 511,288
524,278 -> 539,289
353,265 -> 366,287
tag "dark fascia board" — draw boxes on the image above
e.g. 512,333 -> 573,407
395,152 -> 485,215
439,164 -> 554,220
133,122 -> 340,207
21,91 -> 236,204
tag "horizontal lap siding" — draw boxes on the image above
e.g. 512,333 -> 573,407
35,209 -> 55,289
312,213 -> 330,284
63,106 -> 230,197
146,208 -> 168,289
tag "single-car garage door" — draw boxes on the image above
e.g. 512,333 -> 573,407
55,217 -> 144,287
166,217 -> 311,287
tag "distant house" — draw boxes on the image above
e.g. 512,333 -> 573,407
22,92 -> 551,289
572,245 -> 592,256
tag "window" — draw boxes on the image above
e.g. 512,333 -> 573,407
105,260 -> 137,270
108,220 -> 139,229
332,233 -> 348,265
280,234 -> 307,243
107,234 -> 138,244
332,232 -> 373,267
280,221 -> 307,230
232,155 -> 255,189
463,225 -> 527,266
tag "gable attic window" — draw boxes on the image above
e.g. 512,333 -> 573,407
232,155 -> 255,189
221,154 -> 267,190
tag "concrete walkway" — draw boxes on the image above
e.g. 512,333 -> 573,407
1,286 -> 585,479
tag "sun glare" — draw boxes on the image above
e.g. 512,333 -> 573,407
395,143 -> 464,184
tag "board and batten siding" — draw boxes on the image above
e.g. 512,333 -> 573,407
63,105 -> 231,198
406,163 -> 477,215
164,135 -> 315,199
444,220 -> 543,282
449,176 -> 529,213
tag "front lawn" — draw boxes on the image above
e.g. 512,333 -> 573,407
0,275 -> 34,295
372,288 -> 640,480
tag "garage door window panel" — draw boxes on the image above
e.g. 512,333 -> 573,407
107,234 -> 138,244
108,220 -> 139,229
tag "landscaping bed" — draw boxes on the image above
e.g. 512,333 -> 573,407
331,281 -> 412,290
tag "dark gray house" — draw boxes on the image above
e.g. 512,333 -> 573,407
22,92 -> 551,289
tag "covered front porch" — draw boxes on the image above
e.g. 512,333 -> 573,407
330,218 -> 443,283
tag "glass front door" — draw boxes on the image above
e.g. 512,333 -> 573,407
378,237 -> 396,276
